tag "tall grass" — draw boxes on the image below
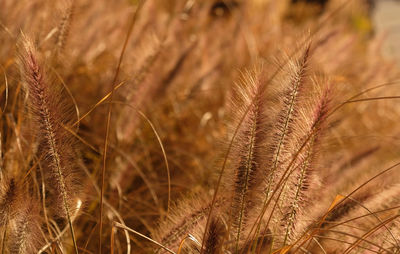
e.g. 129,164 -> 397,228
0,0 -> 399,253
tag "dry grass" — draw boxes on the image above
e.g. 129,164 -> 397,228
0,0 -> 400,253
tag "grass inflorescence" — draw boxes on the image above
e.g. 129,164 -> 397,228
0,0 -> 399,253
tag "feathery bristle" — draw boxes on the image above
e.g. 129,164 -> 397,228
154,194 -> 226,253
251,46 -> 312,248
18,35 -> 81,254
263,44 -> 311,203
322,184 -> 400,252
116,37 -> 164,143
54,0 -> 75,58
8,199 -> 44,254
227,66 -> 269,249
0,178 -> 21,226
280,82 -> 332,245
203,217 -> 225,254
1,1 -> 398,253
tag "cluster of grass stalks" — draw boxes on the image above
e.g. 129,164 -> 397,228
1,0 -> 400,253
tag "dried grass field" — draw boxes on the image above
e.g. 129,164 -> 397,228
1,0 -> 400,253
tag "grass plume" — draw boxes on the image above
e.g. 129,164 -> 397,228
263,44 -> 311,204
0,0 -> 399,253
8,199 -> 44,254
226,66 -> 270,251
0,178 -> 21,227
280,81 -> 332,245
18,36 -> 80,254
203,217 -> 225,254
53,0 -> 75,59
153,194 -> 226,253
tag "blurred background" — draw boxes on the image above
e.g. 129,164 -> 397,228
374,0 -> 400,64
